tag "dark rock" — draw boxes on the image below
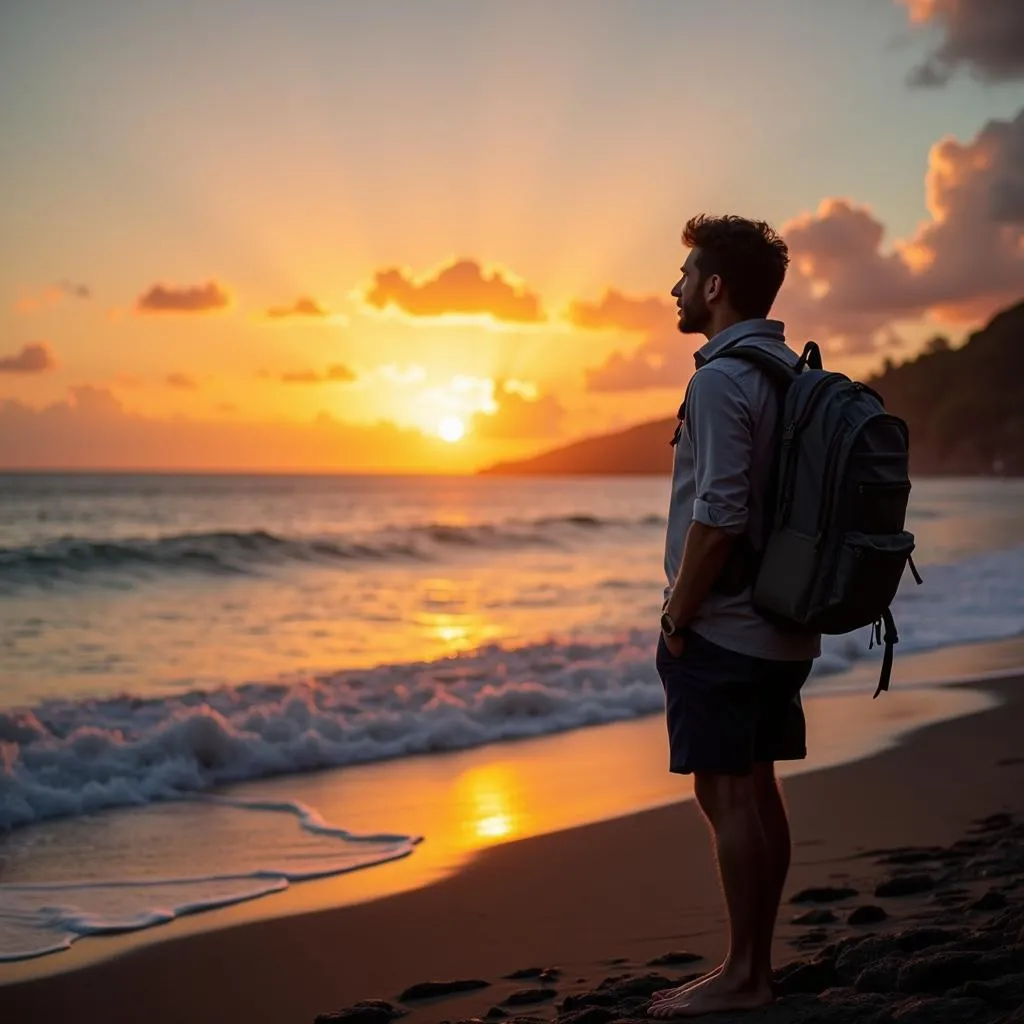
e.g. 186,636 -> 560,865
398,980 -> 490,1002
849,905 -> 888,925
895,949 -> 1020,994
315,1000 -> 407,1024
501,989 -> 557,1007
835,928 -> 963,983
971,891 -> 1010,912
874,875 -> 937,898
599,957 -> 629,966
484,1009 -> 507,1020
557,1008 -> 618,1024
890,996 -> 993,1023
878,849 -> 944,866
560,973 -> 673,1011
812,991 -> 896,1024
503,967 -> 561,981
990,906 -> 1024,937
645,950 -> 703,966
948,973 -> 1024,1010
791,886 -> 859,904
854,956 -> 903,994
773,957 -> 839,995
793,908 -> 838,925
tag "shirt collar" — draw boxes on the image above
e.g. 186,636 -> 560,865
695,318 -> 786,368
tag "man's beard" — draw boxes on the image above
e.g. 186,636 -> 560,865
677,294 -> 711,335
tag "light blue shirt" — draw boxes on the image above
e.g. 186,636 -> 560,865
663,318 -> 821,662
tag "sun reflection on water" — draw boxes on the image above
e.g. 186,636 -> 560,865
454,763 -> 525,847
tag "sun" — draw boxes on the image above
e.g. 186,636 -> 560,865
438,415 -> 465,443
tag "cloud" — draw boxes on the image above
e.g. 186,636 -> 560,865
567,290 -> 671,333
584,338 -> 683,392
165,372 -> 199,390
470,380 -> 565,439
900,0 -> 1024,85
0,342 -> 57,374
569,291 -> 693,393
280,364 -> 356,384
0,388 -> 460,471
365,259 -> 544,322
266,296 -> 329,319
775,106 -> 1024,352
15,281 -> 91,313
135,280 -> 230,314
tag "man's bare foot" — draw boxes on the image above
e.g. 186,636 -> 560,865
647,970 -> 774,1018
650,964 -> 722,1003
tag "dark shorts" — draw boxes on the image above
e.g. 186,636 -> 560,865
655,628 -> 812,776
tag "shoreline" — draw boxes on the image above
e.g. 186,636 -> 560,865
1,636 -> 1023,984
2,667 -> 1023,1023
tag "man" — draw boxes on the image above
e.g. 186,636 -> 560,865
648,215 -> 821,1019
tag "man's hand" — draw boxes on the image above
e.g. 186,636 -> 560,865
662,631 -> 686,658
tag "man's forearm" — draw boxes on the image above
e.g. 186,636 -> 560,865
664,520 -> 738,628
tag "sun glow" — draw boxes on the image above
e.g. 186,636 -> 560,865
438,415 -> 465,443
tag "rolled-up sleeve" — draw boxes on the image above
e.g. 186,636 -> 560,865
685,366 -> 753,534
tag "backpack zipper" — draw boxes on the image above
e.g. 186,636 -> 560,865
790,373 -> 844,438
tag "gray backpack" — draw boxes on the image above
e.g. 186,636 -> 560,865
695,339 -> 923,697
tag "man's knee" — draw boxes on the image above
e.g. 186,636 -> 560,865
694,771 -> 757,820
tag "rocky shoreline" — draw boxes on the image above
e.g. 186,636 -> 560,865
317,813 -> 1024,1024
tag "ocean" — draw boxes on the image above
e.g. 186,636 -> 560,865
2,472 -> 1024,964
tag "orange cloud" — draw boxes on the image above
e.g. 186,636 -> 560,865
571,291 -> 694,393
775,105 -> 1024,351
266,296 -> 329,319
280,364 -> 356,384
567,290 -> 671,333
470,381 -> 565,439
365,259 -> 544,322
900,0 -> 1024,86
136,280 -> 230,314
0,342 -> 57,374
166,372 -> 199,390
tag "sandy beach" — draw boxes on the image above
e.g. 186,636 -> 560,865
3,670 -> 1023,1024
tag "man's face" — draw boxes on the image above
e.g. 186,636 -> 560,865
670,250 -> 712,336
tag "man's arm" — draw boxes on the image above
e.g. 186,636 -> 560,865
663,366 -> 754,633
663,520 -> 737,627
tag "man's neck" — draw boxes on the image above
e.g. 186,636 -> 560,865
704,310 -> 747,341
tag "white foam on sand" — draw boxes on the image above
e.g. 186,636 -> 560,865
0,795 -> 419,961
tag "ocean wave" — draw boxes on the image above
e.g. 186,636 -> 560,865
3,543 -> 1023,832
0,514 -> 665,588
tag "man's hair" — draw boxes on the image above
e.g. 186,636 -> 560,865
682,214 -> 790,319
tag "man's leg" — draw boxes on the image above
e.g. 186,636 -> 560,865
649,771 -> 775,1018
753,761 -> 791,975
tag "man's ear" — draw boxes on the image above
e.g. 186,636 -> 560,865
705,273 -> 722,303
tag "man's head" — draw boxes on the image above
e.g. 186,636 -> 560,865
671,214 -> 790,338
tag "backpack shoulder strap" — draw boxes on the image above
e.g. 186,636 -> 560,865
705,344 -> 800,391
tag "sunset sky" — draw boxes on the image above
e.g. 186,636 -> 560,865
1,0 -> 1022,471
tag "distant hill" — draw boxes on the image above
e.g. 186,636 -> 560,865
479,299 -> 1024,477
